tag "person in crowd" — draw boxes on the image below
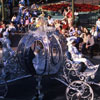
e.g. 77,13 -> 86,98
57,26 -> 63,34
31,2 -> 38,10
17,2 -> 25,22
80,26 -> 88,34
60,28 -> 66,36
28,14 -> 33,22
19,0 -> 25,6
68,26 -> 75,36
0,21 -> 6,36
7,22 -> 16,35
85,33 -> 95,58
29,17 -> 36,30
63,8 -> 68,18
90,26 -> 98,41
47,15 -> 54,26
74,26 -> 81,35
80,32 -> 88,54
35,16 -> 46,29
54,19 -> 61,30
8,0 -> 13,18
39,11 -> 45,18
0,23 -> 7,35
11,13 -> 17,24
96,16 -> 100,33
31,3 -> 39,17
62,18 -> 69,30
73,31 -> 83,51
24,16 -> 29,32
95,17 -> 100,43
24,9 -> 30,18
17,16 -> 25,32
35,17 -> 42,28
26,0 -> 30,6
83,27 -> 89,34
66,6 -> 73,27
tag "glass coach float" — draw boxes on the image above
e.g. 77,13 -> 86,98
0,24 -> 100,100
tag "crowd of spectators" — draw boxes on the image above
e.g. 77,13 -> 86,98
0,0 -> 100,67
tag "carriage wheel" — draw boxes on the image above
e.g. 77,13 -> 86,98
66,80 -> 94,100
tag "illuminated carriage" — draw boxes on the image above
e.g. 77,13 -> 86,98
0,26 -> 99,100
17,27 -> 66,75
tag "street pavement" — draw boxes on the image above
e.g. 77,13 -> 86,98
1,69 -> 100,100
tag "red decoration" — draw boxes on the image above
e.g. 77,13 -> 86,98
42,3 -> 100,12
